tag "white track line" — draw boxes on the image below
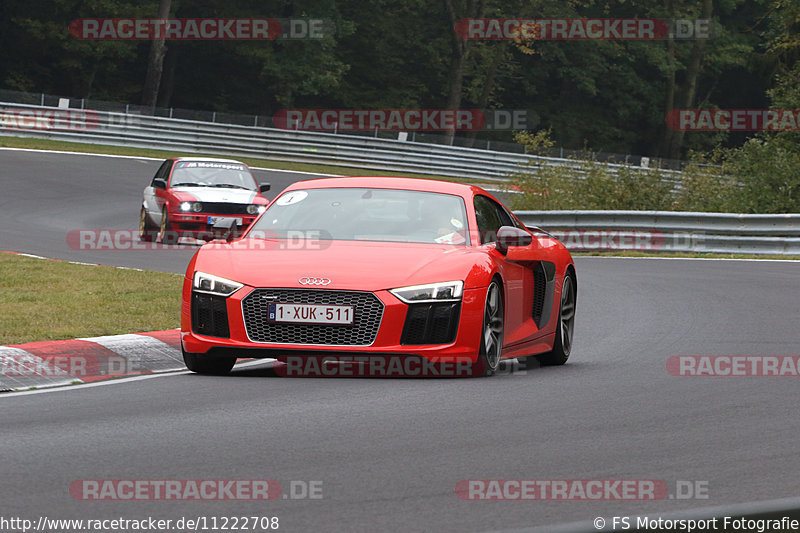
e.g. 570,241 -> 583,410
1,370 -> 190,397
0,357 -> 270,397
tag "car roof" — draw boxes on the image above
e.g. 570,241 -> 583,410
285,176 -> 489,198
172,157 -> 247,164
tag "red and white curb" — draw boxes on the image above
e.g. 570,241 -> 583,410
0,330 -> 184,392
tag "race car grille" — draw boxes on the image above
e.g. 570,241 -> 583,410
192,293 -> 230,338
532,264 -> 547,326
201,202 -> 250,215
241,289 -> 384,345
400,303 -> 461,345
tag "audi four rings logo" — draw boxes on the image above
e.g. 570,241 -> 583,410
299,277 -> 331,285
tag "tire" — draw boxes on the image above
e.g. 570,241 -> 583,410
477,280 -> 504,376
157,206 -> 175,244
183,348 -> 236,375
537,273 -> 575,366
139,207 -> 157,242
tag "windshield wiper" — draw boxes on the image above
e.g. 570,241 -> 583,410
210,184 -> 252,190
171,182 -> 200,187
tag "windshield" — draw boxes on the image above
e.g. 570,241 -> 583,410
248,187 -> 469,245
169,161 -> 257,190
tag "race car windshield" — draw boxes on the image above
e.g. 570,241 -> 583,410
170,161 -> 257,190
248,188 -> 470,245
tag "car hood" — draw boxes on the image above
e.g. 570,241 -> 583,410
192,239 -> 488,292
172,186 -> 257,204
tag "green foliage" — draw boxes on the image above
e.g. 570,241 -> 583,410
672,152 -> 739,212
510,129 -> 734,212
510,128 -> 800,213
714,61 -> 800,213
515,129 -> 554,154
0,0 -> 798,185
508,159 -> 677,211
724,136 -> 800,213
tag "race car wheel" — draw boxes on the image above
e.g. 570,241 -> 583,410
183,348 -> 236,375
139,207 -> 157,241
478,279 -> 504,376
158,206 -> 174,244
537,273 -> 575,366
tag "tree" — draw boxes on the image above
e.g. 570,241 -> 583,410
141,0 -> 172,107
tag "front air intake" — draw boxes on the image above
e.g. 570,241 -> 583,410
400,302 -> 461,345
191,293 -> 230,338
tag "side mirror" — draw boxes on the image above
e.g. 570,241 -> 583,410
212,217 -> 237,242
259,183 -> 271,193
152,178 -> 167,190
495,226 -> 533,255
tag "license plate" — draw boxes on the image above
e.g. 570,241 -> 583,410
268,303 -> 354,325
207,216 -> 243,225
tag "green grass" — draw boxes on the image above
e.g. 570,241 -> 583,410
0,253 -> 183,345
0,135 -> 484,183
573,250 -> 800,260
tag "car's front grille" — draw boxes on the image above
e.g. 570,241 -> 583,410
192,293 -> 230,338
241,289 -> 384,345
400,303 -> 460,345
201,202 -> 250,215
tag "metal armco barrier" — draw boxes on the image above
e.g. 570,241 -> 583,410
0,101 -> 678,182
515,211 -> 800,255
2,102 -> 795,254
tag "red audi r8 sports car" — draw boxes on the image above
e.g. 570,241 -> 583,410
139,157 -> 271,242
181,177 -> 576,377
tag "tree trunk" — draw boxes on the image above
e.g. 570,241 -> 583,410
157,47 -> 178,108
464,42 -> 507,148
660,0 -> 677,158
442,0 -> 481,146
667,0 -> 713,159
141,0 -> 172,109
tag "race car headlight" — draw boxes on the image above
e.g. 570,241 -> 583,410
193,272 -> 243,297
180,201 -> 203,212
247,204 -> 266,215
390,281 -> 464,303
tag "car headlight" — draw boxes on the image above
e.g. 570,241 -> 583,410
247,204 -> 266,215
180,201 -> 203,212
193,272 -> 243,297
390,281 -> 464,303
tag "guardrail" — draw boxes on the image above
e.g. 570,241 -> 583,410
515,210 -> 800,255
5,101 -> 795,255
0,101 -> 677,182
